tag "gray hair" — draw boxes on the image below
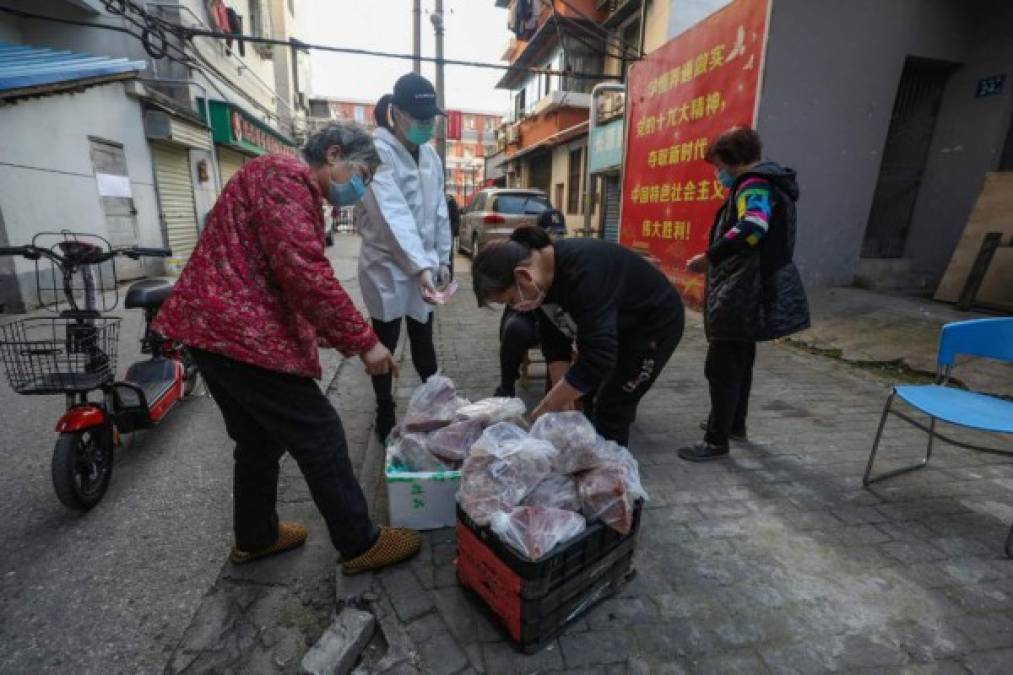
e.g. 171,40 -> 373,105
302,121 -> 380,173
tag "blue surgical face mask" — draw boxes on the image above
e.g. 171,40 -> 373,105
716,168 -> 736,189
328,173 -> 366,206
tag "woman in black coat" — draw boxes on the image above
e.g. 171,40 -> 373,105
678,126 -> 810,462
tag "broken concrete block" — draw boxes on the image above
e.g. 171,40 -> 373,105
301,608 -> 376,675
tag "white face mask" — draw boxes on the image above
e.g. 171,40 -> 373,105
510,278 -> 545,312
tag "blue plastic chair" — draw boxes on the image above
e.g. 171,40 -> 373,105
862,318 -> 1013,556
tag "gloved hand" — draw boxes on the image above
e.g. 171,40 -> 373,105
436,264 -> 451,290
418,269 -> 437,300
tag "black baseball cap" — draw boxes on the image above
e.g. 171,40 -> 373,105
391,72 -> 444,119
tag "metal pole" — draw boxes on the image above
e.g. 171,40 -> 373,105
412,0 -> 422,74
432,1 -> 446,168
639,0 -> 648,57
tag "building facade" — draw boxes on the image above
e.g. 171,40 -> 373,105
307,97 -> 502,208
0,0 -> 309,311
653,0 -> 1013,299
493,0 -> 672,235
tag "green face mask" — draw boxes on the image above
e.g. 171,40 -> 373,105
397,110 -> 434,145
404,120 -> 434,145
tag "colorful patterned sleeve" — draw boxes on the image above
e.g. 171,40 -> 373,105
252,168 -> 378,357
706,177 -> 773,264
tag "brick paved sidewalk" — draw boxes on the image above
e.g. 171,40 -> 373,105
357,263 -> 1013,675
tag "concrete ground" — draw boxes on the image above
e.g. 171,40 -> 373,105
349,246 -> 1013,674
3,235 -> 1010,674
792,287 -> 1013,396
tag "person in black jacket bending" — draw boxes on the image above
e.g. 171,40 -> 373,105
678,126 -> 810,462
472,226 -> 685,446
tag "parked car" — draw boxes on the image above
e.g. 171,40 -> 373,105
459,188 -> 562,256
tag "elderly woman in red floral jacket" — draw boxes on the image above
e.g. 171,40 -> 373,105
154,122 -> 420,574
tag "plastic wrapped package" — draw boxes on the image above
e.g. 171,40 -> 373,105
468,422 -> 530,459
489,506 -> 587,561
577,462 -> 636,535
458,432 -> 556,526
531,412 -> 622,474
388,432 -> 450,472
426,418 -> 485,467
401,374 -> 467,432
521,472 -> 581,512
455,397 -> 527,427
606,441 -> 649,503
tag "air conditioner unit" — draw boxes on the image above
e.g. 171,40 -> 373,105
506,124 -> 520,144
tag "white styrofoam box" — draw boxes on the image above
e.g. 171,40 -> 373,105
385,462 -> 461,530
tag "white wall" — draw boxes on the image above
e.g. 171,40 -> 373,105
0,84 -> 161,305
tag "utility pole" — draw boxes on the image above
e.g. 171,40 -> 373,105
412,0 -> 422,74
431,0 -> 446,168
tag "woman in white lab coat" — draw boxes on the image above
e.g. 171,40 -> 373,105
356,74 -> 452,442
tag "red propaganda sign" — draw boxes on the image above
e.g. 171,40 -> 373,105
619,0 -> 771,307
446,110 -> 462,141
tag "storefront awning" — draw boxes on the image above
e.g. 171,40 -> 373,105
0,41 -> 145,100
199,99 -> 298,156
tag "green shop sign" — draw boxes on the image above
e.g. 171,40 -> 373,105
200,99 -> 297,156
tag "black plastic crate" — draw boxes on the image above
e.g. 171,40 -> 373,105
456,501 -> 642,600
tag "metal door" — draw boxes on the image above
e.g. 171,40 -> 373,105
862,58 -> 953,258
89,138 -> 143,279
152,143 -> 199,263
601,174 -> 620,242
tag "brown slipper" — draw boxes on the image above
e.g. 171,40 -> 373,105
229,521 -> 308,565
342,526 -> 421,575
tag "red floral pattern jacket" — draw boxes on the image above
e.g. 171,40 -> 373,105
152,153 -> 378,378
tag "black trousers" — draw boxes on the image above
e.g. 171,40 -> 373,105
499,309 -> 540,396
704,340 -> 756,447
191,348 -> 376,559
584,318 -> 684,447
370,314 -> 438,406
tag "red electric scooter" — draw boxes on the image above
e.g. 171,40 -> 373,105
0,232 -> 199,510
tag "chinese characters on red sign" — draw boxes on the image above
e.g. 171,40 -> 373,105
620,0 -> 771,307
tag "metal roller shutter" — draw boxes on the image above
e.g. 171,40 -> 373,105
602,175 -> 620,243
152,144 -> 198,262
217,148 -> 247,186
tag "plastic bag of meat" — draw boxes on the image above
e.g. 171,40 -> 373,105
531,412 -> 622,474
521,472 -> 581,512
577,462 -> 636,535
388,432 -> 450,473
489,506 -> 586,561
426,418 -> 485,467
401,374 -> 467,432
606,441 -> 648,502
459,429 -> 556,526
455,397 -> 527,427
468,421 -> 530,459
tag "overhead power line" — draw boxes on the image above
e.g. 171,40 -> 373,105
0,3 -> 620,82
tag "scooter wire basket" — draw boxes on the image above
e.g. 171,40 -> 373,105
0,317 -> 120,395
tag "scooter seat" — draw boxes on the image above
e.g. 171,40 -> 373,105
124,279 -> 174,310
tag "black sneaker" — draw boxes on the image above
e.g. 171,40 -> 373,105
375,403 -> 396,444
678,441 -> 730,462
698,420 -> 747,442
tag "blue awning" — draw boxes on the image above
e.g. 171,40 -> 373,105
0,42 -> 145,96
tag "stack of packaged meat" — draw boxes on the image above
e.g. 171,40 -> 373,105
386,375 -> 527,473
457,410 -> 648,562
